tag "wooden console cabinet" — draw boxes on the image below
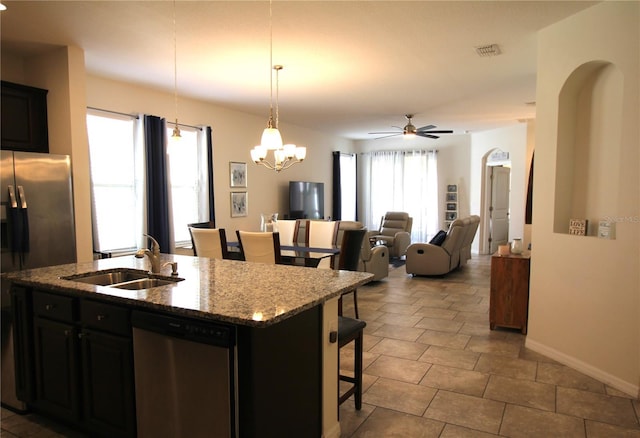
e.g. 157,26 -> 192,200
490,253 -> 531,334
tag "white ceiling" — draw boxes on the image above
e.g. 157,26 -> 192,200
1,1 -> 596,140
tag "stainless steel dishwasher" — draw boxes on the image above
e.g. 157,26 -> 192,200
131,310 -> 237,437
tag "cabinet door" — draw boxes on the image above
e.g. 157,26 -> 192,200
32,317 -> 80,422
80,329 -> 136,438
0,81 -> 49,153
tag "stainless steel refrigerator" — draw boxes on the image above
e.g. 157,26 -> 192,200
1,150 -> 77,411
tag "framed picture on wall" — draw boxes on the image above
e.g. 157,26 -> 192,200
231,192 -> 248,217
446,203 -> 457,211
230,161 -> 247,188
447,184 -> 457,192
445,211 -> 457,221
446,193 -> 457,202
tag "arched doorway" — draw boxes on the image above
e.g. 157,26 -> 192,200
479,149 -> 511,254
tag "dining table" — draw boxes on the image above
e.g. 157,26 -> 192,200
227,241 -> 340,268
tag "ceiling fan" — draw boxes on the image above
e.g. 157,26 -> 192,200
369,114 -> 453,139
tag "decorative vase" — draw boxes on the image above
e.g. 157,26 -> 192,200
511,238 -> 523,255
260,213 -> 278,232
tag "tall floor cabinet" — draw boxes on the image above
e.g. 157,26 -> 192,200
489,253 -> 531,334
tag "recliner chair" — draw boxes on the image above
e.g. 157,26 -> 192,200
370,212 -> 413,258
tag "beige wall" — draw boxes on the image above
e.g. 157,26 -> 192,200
527,1 -> 639,396
85,75 -> 355,236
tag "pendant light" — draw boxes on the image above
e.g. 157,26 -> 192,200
171,0 -> 181,140
250,0 -> 306,172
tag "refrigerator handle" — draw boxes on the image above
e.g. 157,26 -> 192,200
17,186 -> 27,209
8,185 -> 17,208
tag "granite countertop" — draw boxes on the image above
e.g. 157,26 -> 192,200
2,254 -> 373,327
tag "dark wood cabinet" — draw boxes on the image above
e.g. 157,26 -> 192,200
18,289 -> 135,437
1,81 -> 49,153
32,316 -> 81,422
80,300 -> 135,438
490,253 -> 531,334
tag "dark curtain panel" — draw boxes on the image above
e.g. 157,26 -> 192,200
206,126 -> 216,225
525,153 -> 534,224
332,151 -> 342,220
144,115 -> 171,252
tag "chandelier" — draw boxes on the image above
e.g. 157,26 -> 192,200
250,1 -> 306,172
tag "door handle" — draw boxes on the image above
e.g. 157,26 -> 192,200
17,186 -> 27,209
8,185 -> 17,208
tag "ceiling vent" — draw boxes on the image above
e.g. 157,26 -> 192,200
475,44 -> 501,57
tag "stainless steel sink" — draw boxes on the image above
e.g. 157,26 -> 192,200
62,268 -> 184,290
112,278 -> 179,290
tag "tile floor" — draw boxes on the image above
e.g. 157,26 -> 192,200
2,255 -> 639,437
337,255 -> 640,437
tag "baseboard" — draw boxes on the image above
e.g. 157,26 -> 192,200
525,338 -> 639,398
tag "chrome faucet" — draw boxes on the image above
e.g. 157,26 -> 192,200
135,234 -> 162,274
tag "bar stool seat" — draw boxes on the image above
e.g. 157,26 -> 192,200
338,316 -> 366,409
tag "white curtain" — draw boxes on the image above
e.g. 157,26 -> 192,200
362,150 -> 438,242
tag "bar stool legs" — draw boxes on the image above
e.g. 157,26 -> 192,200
338,316 -> 366,410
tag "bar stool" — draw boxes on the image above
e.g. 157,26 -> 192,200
338,316 -> 366,409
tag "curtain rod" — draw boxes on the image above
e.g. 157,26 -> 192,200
87,106 -> 203,130
174,121 -> 203,131
359,149 -> 438,155
87,106 -> 139,119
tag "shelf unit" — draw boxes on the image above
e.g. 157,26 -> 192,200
445,184 -> 458,228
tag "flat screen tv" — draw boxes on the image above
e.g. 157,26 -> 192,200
289,181 -> 324,219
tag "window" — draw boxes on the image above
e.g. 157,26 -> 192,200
88,111 -> 212,254
87,111 -> 143,253
166,127 -> 210,247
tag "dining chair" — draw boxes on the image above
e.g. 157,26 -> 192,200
305,220 -> 339,269
188,227 -> 229,259
236,231 -> 282,264
336,228 -> 367,318
274,219 -> 300,246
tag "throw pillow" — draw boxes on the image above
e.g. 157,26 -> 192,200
429,230 -> 447,246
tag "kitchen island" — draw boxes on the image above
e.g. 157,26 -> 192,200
3,254 -> 373,438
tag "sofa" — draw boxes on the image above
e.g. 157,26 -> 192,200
336,221 -> 389,281
405,215 -> 480,276
369,212 -> 413,258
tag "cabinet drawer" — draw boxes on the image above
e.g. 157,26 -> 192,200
33,290 -> 75,322
81,300 -> 130,337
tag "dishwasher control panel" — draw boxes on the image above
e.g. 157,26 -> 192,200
132,310 -> 235,348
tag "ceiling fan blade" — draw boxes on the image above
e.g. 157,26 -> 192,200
373,133 -> 402,139
417,132 -> 440,139
416,124 -> 436,131
417,130 -> 454,134
368,131 -> 402,135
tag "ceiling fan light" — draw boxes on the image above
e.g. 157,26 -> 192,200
261,127 -> 283,150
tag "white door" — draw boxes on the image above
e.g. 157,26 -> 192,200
489,166 -> 510,253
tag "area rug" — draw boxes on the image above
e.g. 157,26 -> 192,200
390,258 -> 406,269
